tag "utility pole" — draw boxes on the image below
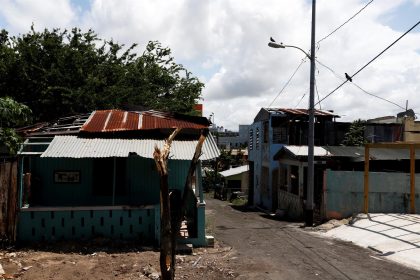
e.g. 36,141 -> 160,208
305,0 -> 316,227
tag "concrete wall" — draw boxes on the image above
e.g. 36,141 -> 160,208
325,170 -> 420,219
404,118 -> 420,142
18,206 -> 160,243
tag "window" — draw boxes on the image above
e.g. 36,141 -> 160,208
256,128 -> 260,150
249,129 -> 253,150
273,126 -> 288,144
263,121 -> 269,143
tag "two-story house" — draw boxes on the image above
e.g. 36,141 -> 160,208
248,108 -> 347,210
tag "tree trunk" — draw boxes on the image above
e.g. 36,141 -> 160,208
153,128 -> 209,280
177,129 -> 209,233
159,173 -> 175,280
153,128 -> 181,280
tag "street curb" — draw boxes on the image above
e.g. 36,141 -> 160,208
368,246 -> 383,255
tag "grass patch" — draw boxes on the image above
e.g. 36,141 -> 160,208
231,197 -> 247,206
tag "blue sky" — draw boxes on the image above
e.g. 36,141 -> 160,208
0,0 -> 419,130
381,1 -> 420,32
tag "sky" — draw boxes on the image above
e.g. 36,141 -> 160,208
0,0 -> 419,131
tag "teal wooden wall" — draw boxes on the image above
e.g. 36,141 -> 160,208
30,157 -> 190,206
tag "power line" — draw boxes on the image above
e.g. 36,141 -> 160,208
270,1 -> 373,109
316,19 -> 420,106
294,88 -> 309,108
315,59 -> 405,110
315,80 -> 321,110
268,58 -> 307,107
317,0 -> 374,47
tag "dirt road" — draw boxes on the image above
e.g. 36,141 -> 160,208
206,197 -> 420,280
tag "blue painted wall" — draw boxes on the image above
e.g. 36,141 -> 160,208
325,170 -> 420,218
248,117 -> 283,210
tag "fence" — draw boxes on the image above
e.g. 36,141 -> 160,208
325,170 -> 420,219
0,160 -> 18,242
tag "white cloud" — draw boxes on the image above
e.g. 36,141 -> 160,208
0,0 -> 419,130
0,0 -> 76,33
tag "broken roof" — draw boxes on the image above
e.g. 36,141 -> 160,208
23,109 -> 211,136
254,108 -> 339,122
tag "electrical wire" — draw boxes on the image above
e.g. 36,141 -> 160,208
294,89 -> 309,108
315,58 -> 405,110
268,58 -> 307,107
316,19 -> 420,106
317,0 -> 374,47
315,79 -> 322,110
269,1 -> 373,109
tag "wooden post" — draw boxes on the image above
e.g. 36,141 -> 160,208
18,157 -> 24,209
410,145 -> 415,214
364,145 -> 370,214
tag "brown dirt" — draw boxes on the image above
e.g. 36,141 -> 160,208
0,241 -> 237,280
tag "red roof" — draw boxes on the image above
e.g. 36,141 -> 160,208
81,110 -> 208,132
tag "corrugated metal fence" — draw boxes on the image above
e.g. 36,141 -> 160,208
0,160 -> 18,242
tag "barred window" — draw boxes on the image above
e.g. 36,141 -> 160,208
272,126 -> 288,144
256,128 -> 260,149
249,129 -> 253,150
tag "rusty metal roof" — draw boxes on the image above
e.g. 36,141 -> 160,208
40,135 -> 220,160
267,108 -> 339,117
81,110 -> 209,132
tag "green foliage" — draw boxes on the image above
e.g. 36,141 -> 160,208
0,97 -> 32,153
342,119 -> 366,146
0,27 -> 203,122
217,149 -> 246,171
231,197 -> 248,206
203,168 -> 223,191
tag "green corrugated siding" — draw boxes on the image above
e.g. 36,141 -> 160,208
31,158 -> 93,206
30,157 -> 191,206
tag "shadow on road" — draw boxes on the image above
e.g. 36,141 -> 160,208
229,204 -> 259,212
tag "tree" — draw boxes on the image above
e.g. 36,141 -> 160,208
153,128 -> 181,280
0,97 -> 32,153
342,119 -> 366,146
153,128 -> 208,280
0,27 -> 203,122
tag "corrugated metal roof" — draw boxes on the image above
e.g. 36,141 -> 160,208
275,145 -> 420,161
284,146 -> 332,157
41,135 -> 220,160
267,108 -> 338,117
219,165 -> 249,177
325,146 -> 420,161
81,110 -> 208,132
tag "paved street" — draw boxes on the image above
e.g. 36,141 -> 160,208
206,197 -> 420,280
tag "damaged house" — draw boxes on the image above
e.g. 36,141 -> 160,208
248,108 -> 348,211
16,109 -> 219,246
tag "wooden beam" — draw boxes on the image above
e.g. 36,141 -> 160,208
364,146 -> 370,214
410,146 -> 416,214
366,142 -> 420,149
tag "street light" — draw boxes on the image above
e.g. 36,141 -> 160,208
267,42 -> 311,59
268,0 -> 316,226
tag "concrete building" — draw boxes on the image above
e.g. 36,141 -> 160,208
248,108 -> 347,211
